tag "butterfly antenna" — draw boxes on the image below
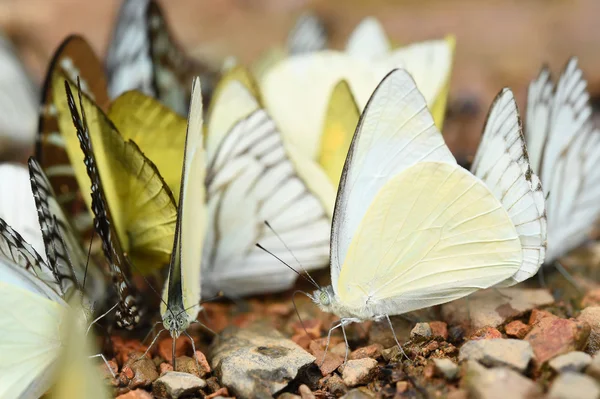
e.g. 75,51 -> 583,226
264,220 -> 321,289
86,302 -> 118,336
292,290 -> 315,344
255,243 -> 320,290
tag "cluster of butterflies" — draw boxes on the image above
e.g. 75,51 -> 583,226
0,1 -> 599,398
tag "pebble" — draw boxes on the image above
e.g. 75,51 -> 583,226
525,317 -> 591,364
278,394 -> 301,399
157,336 -> 192,364
529,309 -> 555,325
115,389 -> 153,399
152,371 -> 207,399
309,341 -> 344,376
549,351 -> 592,373
548,372 -> 600,399
123,352 -> 159,389
112,337 -> 149,366
581,289 -> 600,308
468,326 -> 502,340
340,387 -> 376,398
206,387 -> 230,399
441,288 -> 553,329
459,338 -> 533,372
340,358 -> 379,387
321,374 -> 348,396
410,323 -> 432,341
577,306 -> 600,354
465,360 -> 541,399
349,344 -> 383,360
159,363 -> 173,375
174,356 -> 203,378
586,351 -> 600,380
505,320 -> 531,339
299,384 -> 315,399
210,325 -> 316,398
381,346 -> 401,362
292,319 -> 322,339
433,358 -> 459,380
430,321 -> 449,340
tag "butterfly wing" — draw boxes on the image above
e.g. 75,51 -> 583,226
331,69 -> 522,313
108,91 -> 187,199
0,31 -> 38,156
65,83 -> 144,329
161,78 -> 204,324
318,80 -> 360,185
55,76 -> 178,274
471,88 -> 546,285
37,35 -> 109,236
287,12 -> 327,55
106,0 -> 155,99
526,58 -> 600,262
345,17 -> 391,60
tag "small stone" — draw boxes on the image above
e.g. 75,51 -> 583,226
309,341 -> 344,376
549,351 -> 592,373
292,319 -> 322,339
157,337 -> 192,364
433,358 -> 459,380
116,389 -> 153,399
577,307 -> 600,354
321,374 -> 347,396
582,289 -> 600,308
299,384 -> 315,399
265,302 -> 292,316
174,356 -> 203,378
205,376 -> 221,393
529,309 -> 556,325
465,360 -> 541,399
430,321 -> 448,340
459,339 -> 533,372
525,317 -> 591,364
152,371 -> 207,399
159,362 -> 173,375
423,362 -> 436,379
340,387 -> 376,398
278,394 -> 301,399
350,344 -> 383,360
441,288 -> 554,329
505,320 -> 531,339
422,341 -> 440,356
382,346 -> 401,362
548,372 -> 600,399
111,336 -> 148,366
340,358 -> 378,387
447,389 -> 468,399
468,326 -> 502,340
206,387 -> 230,399
331,342 -> 348,358
396,381 -> 408,393
194,351 -> 211,377
410,323 -> 432,341
291,333 -> 312,350
100,359 -> 119,378
211,325 -> 316,398
586,352 -> 600,380
124,352 -> 159,389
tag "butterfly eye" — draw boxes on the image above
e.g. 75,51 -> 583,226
319,291 -> 330,306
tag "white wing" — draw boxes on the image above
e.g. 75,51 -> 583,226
0,32 -> 38,151
0,164 -> 45,257
345,17 -> 390,60
203,110 -> 330,297
526,58 -> 600,262
161,78 -> 204,323
287,12 -> 327,55
105,0 -> 155,99
330,69 -> 456,292
471,88 -> 546,285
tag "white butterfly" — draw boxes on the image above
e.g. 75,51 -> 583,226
287,12 -> 327,55
345,17 -> 394,61
525,57 -> 600,263
0,158 -> 108,399
202,75 -> 332,298
307,69 -> 544,359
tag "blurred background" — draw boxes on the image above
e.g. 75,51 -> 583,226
2,0 -> 600,159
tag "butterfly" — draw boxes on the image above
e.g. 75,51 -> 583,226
106,0 -> 218,114
0,30 -> 39,161
525,57 -> 600,264
306,69 -> 545,360
260,38 -> 455,170
202,68 -> 333,297
286,11 -> 327,55
0,158 -> 109,398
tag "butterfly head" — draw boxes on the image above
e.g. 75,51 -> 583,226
163,310 -> 190,338
311,286 -> 335,312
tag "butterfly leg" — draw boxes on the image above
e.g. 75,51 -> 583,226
537,266 -> 547,288
136,328 -> 166,362
340,319 -> 351,364
385,314 -> 409,361
184,331 -> 200,371
142,320 -> 164,344
89,353 -> 116,378
554,260 -> 582,293
320,320 -> 343,366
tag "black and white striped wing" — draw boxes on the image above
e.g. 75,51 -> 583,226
106,0 -> 155,99
287,12 -> 327,55
65,82 -> 142,330
526,58 -> 600,262
203,110 -> 330,297
471,88 -> 546,285
28,157 -> 106,302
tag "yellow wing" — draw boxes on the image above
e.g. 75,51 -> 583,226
53,73 -> 177,274
108,91 -> 187,200
337,161 -> 522,315
318,80 -> 360,185
428,35 -> 455,129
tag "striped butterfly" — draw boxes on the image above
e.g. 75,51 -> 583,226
307,69 -> 545,360
525,57 -> 600,264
